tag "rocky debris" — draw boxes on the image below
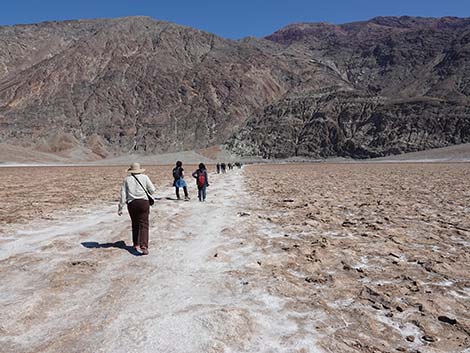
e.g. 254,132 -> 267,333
422,335 -> 436,343
69,260 -> 97,268
438,315 -> 457,325
305,273 -> 332,284
237,212 -> 250,217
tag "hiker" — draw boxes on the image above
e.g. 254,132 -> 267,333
228,163 -> 233,170
172,160 -> 190,200
216,163 -> 221,174
192,163 -> 209,202
221,162 -> 226,174
118,162 -> 156,255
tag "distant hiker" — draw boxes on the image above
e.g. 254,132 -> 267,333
172,161 -> 190,200
221,163 -> 226,174
118,162 -> 156,255
216,163 -> 221,174
192,163 -> 209,202
228,163 -> 233,170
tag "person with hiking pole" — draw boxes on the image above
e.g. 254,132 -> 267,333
172,160 -> 190,200
118,162 -> 156,255
192,163 -> 209,202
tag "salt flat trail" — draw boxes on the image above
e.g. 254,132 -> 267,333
0,168 -> 321,353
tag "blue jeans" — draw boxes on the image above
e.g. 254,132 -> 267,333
198,185 -> 207,201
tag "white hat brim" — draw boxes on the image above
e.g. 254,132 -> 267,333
127,168 -> 145,174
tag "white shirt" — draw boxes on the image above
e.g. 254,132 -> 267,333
119,174 -> 156,211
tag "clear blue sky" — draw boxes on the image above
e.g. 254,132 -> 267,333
1,0 -> 469,39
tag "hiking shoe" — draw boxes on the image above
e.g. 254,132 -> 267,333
141,248 -> 149,255
184,196 -> 190,201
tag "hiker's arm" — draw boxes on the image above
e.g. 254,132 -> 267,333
192,171 -> 197,179
118,180 -> 127,215
206,171 -> 209,186
146,176 -> 156,195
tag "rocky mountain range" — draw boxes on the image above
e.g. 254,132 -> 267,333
0,16 -> 469,159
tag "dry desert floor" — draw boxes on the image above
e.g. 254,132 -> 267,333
0,163 -> 469,353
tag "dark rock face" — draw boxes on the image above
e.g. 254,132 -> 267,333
0,16 -> 469,158
227,91 -> 470,158
0,17 -> 294,154
229,16 -> 470,158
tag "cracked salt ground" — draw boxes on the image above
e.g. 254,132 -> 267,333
0,169 -> 324,353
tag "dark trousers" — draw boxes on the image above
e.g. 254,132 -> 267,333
176,186 -> 188,199
198,185 -> 207,201
127,199 -> 150,249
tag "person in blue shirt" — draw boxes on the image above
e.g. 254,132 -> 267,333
172,161 -> 190,200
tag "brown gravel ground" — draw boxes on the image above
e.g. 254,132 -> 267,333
0,165 -> 199,225
244,163 -> 470,353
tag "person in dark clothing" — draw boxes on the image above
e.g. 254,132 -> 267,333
221,163 -> 226,174
192,163 -> 209,202
216,163 -> 221,174
172,161 -> 190,200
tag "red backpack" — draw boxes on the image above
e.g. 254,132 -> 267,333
197,171 -> 206,187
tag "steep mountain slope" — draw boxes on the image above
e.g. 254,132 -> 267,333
228,16 -> 470,158
0,17 -> 348,156
0,16 -> 469,159
265,16 -> 470,100
227,91 -> 470,158
0,19 -> 109,82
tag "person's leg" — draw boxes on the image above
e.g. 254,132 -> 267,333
183,186 -> 189,199
136,200 -> 150,253
198,187 -> 202,201
127,201 -> 139,247
175,187 -> 181,199
203,185 -> 207,201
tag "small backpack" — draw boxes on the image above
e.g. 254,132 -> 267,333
173,167 -> 180,180
197,171 -> 206,187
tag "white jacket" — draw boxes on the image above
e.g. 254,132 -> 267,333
118,174 -> 156,212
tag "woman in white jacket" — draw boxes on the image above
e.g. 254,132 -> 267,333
118,163 -> 156,255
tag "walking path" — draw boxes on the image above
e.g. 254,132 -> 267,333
0,169 -> 321,353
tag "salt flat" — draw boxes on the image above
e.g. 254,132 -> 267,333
0,168 -> 321,352
0,164 -> 469,353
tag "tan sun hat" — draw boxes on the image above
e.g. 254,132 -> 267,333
127,162 -> 145,174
